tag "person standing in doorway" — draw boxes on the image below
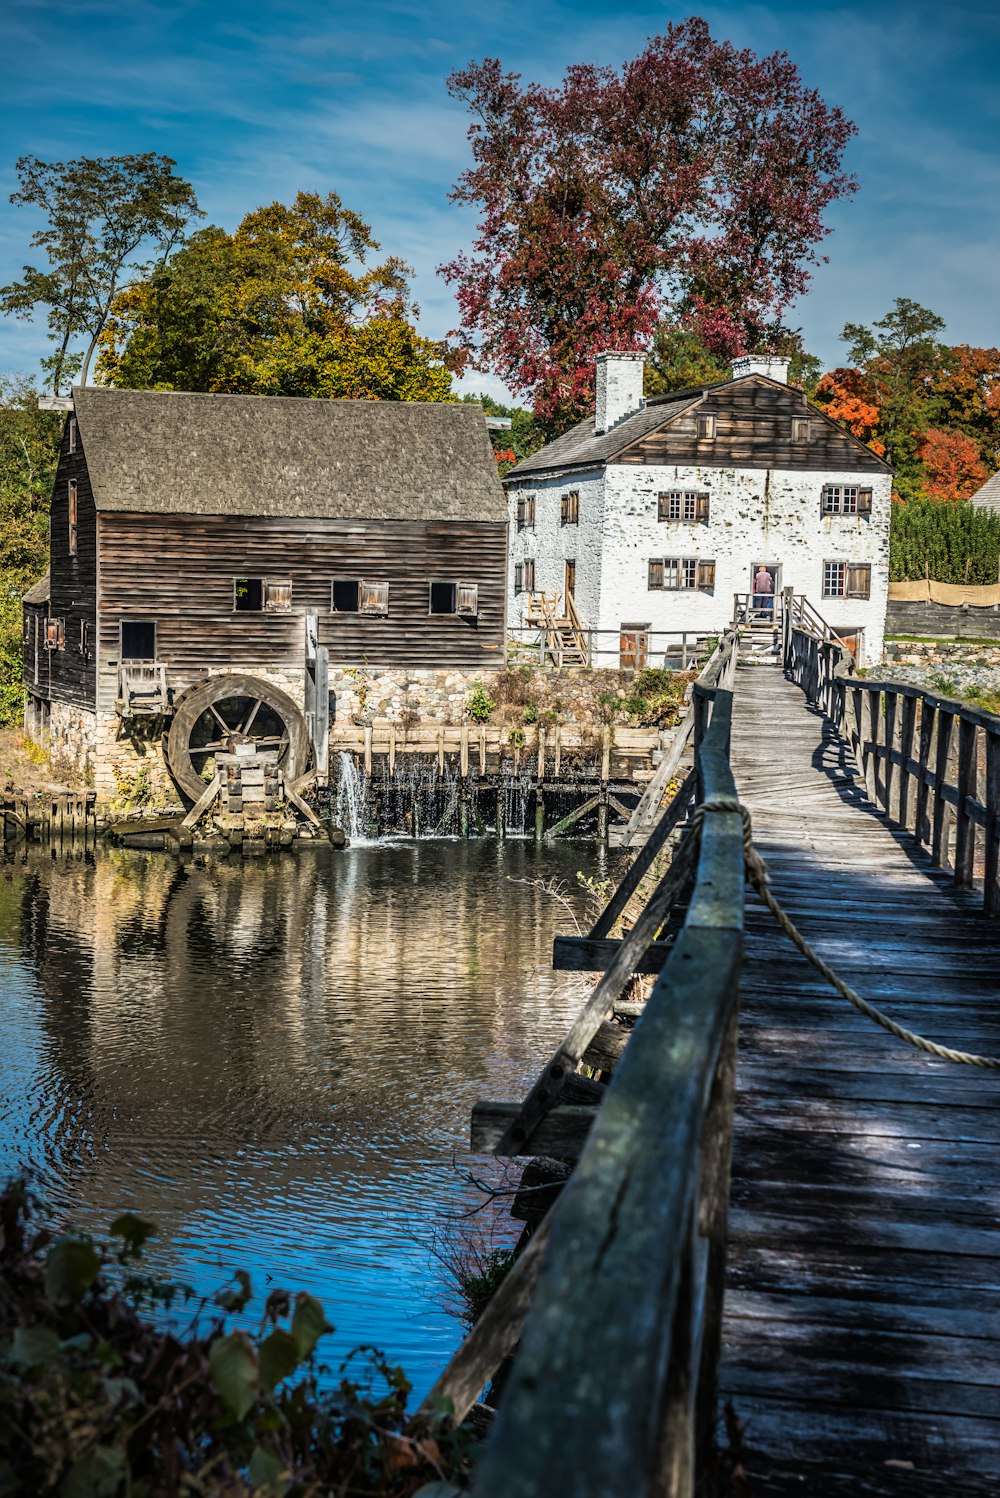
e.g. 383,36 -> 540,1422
753,566 -> 774,619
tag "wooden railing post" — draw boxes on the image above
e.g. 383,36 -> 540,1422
915,699 -> 936,846
931,709 -> 955,869
897,694 -> 917,833
954,715 -> 978,888
985,728 -> 1000,916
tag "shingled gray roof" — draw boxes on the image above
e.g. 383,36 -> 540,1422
22,570 -> 49,605
72,388 -> 507,522
970,470 -> 1000,514
508,391 -> 702,479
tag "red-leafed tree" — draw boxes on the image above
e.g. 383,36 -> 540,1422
441,20 -> 856,431
918,427 -> 989,502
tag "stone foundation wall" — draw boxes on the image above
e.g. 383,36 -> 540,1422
879,638 -> 1000,699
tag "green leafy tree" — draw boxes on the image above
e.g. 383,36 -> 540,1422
1,154 -> 202,393
462,391 -> 545,474
0,379 -> 61,725
839,298 -> 947,496
97,193 -> 457,402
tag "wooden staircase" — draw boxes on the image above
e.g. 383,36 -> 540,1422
525,591 -> 588,666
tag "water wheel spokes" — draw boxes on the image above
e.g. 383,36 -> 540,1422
165,674 -> 311,805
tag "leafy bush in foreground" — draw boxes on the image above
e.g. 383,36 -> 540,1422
0,1180 -> 468,1495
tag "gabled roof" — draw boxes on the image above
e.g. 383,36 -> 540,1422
22,570 -> 50,605
508,390 -> 703,479
970,470 -> 1000,513
71,388 -> 507,523
507,374 -> 891,479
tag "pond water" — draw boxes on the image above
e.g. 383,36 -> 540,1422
0,838 -> 605,1397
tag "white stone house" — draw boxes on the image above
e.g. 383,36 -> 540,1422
506,353 -> 893,666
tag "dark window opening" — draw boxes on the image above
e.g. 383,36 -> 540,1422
430,581 -> 457,614
235,578 -> 264,611
68,480 -> 78,557
121,620 -> 156,659
333,579 -> 360,612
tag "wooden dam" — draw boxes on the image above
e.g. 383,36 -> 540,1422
420,601 -> 1000,1497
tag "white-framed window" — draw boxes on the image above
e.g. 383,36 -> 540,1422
68,480 -> 78,557
823,485 -> 873,515
658,491 -> 710,523
697,412 -> 717,440
823,561 -> 871,599
648,558 -> 715,591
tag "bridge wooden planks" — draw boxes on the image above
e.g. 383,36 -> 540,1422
722,666 -> 1000,1495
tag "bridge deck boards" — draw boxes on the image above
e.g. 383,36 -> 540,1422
721,666 -> 1000,1496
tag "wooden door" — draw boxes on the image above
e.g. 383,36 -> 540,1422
564,560 -> 577,602
619,623 -> 649,670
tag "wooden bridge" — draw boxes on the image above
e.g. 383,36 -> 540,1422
423,610 -> 1000,1497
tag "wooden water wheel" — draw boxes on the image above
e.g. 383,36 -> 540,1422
165,674 -> 311,804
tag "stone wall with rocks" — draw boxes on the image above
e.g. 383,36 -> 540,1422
878,638 -> 1000,698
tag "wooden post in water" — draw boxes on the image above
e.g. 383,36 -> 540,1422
459,777 -> 470,839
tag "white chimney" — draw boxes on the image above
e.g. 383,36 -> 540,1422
595,351 -> 646,435
731,355 -> 791,384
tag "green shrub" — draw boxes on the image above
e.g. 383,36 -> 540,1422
0,1179 -> 470,1496
890,499 -> 1000,584
466,679 -> 496,722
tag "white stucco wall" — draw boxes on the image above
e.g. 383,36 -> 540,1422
508,463 -> 892,666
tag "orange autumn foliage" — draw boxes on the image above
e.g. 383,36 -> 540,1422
813,367 -> 885,455
917,426 -> 988,502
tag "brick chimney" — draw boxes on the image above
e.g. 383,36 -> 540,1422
731,355 -> 791,384
595,351 -> 646,435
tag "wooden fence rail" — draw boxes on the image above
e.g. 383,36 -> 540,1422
785,617 -> 1000,916
426,631 -> 745,1497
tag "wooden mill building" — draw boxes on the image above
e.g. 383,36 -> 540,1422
23,388 -> 507,802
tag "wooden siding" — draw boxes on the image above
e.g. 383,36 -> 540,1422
22,604 -> 49,703
616,381 -> 888,474
46,424 -> 98,709
96,512 -> 508,711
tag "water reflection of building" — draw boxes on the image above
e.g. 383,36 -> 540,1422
8,845 -> 588,1264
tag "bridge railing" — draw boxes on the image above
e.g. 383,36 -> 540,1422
427,631 -> 744,1497
785,618 -> 1000,916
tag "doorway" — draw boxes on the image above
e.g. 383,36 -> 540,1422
750,561 -> 780,622
564,559 -> 577,604
619,622 -> 650,670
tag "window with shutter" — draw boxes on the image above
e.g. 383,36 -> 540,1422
792,417 -> 809,443
857,488 -> 873,514
264,579 -> 292,611
648,559 -> 664,590
846,563 -> 871,599
697,560 -> 716,590
697,412 -> 717,440
524,558 -> 535,591
823,485 -> 861,515
560,490 -> 579,524
68,417 -> 77,454
517,493 -> 536,529
695,493 -> 710,523
360,580 -> 389,615
80,621 -> 90,656
514,563 -> 524,593
68,480 -> 78,557
457,583 -> 479,617
45,618 -> 65,650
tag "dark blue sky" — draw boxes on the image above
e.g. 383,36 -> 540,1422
3,0 -> 999,398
